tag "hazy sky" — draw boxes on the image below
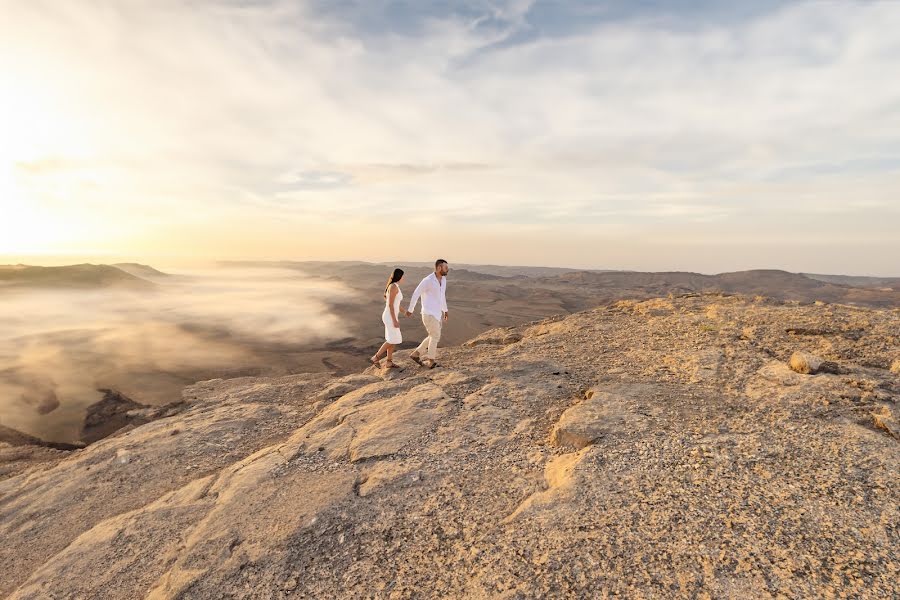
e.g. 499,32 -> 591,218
2,0 -> 899,274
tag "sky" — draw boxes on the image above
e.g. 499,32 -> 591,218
1,0 -> 899,274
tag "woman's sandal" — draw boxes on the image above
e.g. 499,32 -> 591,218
384,361 -> 400,369
370,356 -> 381,366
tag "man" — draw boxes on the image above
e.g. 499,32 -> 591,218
405,259 -> 449,368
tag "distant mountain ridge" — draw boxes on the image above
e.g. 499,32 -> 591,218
545,268 -> 825,290
112,263 -> 170,279
376,261 -> 588,278
535,268 -> 900,308
0,264 -> 155,289
227,261 -> 900,309
803,273 -> 900,290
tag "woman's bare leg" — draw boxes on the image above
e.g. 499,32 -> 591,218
372,342 -> 389,363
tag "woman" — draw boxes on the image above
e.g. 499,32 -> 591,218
371,268 -> 405,368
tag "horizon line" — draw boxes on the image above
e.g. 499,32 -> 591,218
2,256 -> 899,279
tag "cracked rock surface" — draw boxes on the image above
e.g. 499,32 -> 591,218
1,294 -> 898,599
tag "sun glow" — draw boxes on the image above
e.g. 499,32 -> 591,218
0,66 -> 94,255
0,170 -> 60,255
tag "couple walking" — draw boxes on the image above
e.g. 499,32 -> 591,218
371,259 -> 449,370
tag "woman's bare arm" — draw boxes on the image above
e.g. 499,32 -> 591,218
388,284 -> 400,326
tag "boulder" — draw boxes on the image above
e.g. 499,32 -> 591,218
789,352 -> 821,374
789,352 -> 841,375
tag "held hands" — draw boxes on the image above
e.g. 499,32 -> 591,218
443,311 -> 449,322
404,309 -> 413,317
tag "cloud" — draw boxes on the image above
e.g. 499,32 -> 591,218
276,170 -> 353,188
1,0 -> 898,270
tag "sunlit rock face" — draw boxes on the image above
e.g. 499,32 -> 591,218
1,294 -> 897,598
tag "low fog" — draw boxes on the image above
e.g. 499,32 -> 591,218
0,266 -> 358,443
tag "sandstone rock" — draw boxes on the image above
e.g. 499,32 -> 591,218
139,462 -> 356,600
0,443 -> 70,481
464,327 -> 523,347
374,365 -> 408,381
789,352 -> 822,374
872,406 -> 899,439
550,389 -> 647,449
525,318 -> 569,338
503,447 -> 594,523
357,460 -> 421,497
313,374 -> 380,403
637,298 -> 676,315
348,384 -> 447,462
182,372 -> 333,406
690,349 -> 723,383
457,402 -> 517,446
428,370 -> 475,387
126,408 -> 157,420
790,352 -> 840,375
788,352 -> 840,375
891,359 -> 900,375
0,393 -> 301,598
7,475 -> 220,600
298,381 -> 450,462
756,361 -> 805,386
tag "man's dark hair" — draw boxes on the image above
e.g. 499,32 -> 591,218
435,259 -> 448,268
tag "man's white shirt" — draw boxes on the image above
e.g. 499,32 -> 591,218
408,272 -> 448,319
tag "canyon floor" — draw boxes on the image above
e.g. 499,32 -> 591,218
1,294 -> 898,598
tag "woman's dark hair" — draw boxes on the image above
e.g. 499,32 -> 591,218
384,268 -> 404,298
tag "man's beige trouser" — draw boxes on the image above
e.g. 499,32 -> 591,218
415,313 -> 442,360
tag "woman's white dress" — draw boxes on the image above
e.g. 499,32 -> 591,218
382,284 -> 403,344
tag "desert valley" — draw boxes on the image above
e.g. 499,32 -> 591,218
2,260 -> 899,446
0,263 -> 898,597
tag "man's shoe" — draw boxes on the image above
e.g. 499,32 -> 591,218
410,354 -> 423,366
